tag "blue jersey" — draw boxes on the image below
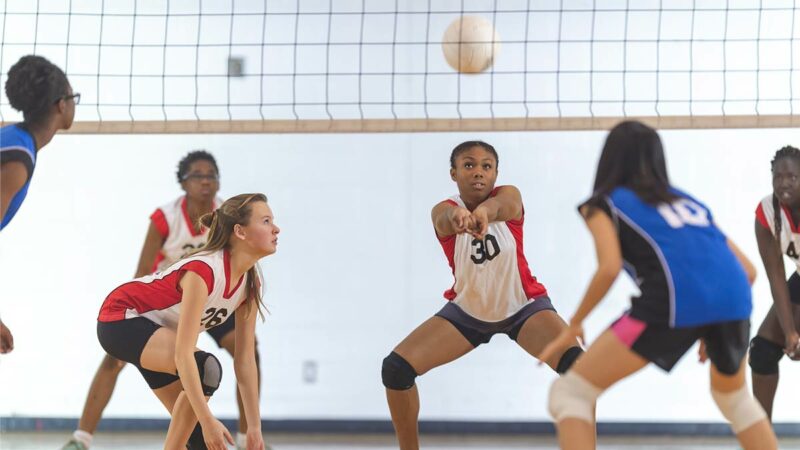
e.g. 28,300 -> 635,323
0,124 -> 37,230
582,187 -> 752,328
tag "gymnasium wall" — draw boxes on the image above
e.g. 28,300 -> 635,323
0,128 -> 798,423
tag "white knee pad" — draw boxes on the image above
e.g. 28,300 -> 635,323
711,385 -> 767,433
548,372 -> 603,423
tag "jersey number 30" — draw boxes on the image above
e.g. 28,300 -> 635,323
201,307 -> 228,329
471,234 -> 501,264
657,199 -> 710,228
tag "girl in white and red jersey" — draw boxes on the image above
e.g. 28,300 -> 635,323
381,141 -> 583,450
66,152 -> 261,450
749,145 -> 800,420
97,193 -> 277,450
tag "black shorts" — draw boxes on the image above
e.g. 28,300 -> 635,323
97,318 -> 179,390
611,313 -> 750,375
435,296 -> 556,347
788,272 -> 800,305
206,314 -> 235,347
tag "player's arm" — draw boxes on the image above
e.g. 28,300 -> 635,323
754,218 -> 799,352
432,201 -> 472,238
569,206 -> 623,326
234,298 -> 263,449
134,222 -> 166,277
175,272 -> 218,433
470,185 -> 523,238
0,161 -> 28,224
726,237 -> 757,285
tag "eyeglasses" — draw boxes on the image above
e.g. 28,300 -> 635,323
55,93 -> 81,105
182,173 -> 220,182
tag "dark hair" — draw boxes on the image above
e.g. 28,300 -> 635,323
769,145 -> 800,251
177,150 -> 219,182
450,140 -> 499,169
197,193 -> 268,319
590,120 -> 677,206
5,55 -> 70,126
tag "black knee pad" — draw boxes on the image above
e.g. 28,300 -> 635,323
186,422 -> 207,450
748,336 -> 783,375
381,351 -> 417,390
194,351 -> 222,396
555,346 -> 583,374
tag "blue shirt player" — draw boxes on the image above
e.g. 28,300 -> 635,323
542,121 -> 776,450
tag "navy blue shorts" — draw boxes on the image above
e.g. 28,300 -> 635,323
435,296 -> 556,347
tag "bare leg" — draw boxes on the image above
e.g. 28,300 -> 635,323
76,354 -> 126,434
386,316 -> 474,450
710,359 -> 777,450
515,310 -> 580,371
553,330 -> 648,450
752,303 -> 800,419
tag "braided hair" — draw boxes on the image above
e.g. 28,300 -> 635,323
770,146 -> 800,251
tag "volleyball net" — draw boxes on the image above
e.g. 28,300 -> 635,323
1,0 -> 798,133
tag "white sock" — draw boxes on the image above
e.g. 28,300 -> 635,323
236,432 -> 247,448
72,430 -> 93,448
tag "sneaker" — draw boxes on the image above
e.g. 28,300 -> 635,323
61,440 -> 88,450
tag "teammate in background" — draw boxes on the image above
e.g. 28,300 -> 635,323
64,152 -> 263,450
96,193 -> 276,450
1,54 -> 78,353
381,141 -> 585,450
749,145 -> 800,419
542,121 -> 776,450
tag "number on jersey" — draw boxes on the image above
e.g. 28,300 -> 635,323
201,307 -> 228,329
471,234 -> 501,264
657,199 -> 710,228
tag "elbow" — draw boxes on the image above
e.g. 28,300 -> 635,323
745,265 -> 757,285
596,260 -> 622,281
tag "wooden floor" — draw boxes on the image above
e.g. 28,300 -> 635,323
3,432 -> 799,449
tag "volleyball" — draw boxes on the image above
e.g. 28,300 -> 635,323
441,15 -> 500,74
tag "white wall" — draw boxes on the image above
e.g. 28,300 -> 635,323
1,128 -> 799,423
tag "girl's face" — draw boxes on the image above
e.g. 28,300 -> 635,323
450,146 -> 498,201
236,201 -> 280,257
773,158 -> 800,208
181,159 -> 220,203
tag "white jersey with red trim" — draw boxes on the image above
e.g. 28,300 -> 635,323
150,195 -> 224,271
98,249 -> 261,334
437,186 -> 547,322
756,195 -> 800,271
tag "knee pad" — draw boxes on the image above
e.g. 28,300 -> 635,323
186,422 -> 207,450
555,346 -> 583,374
548,372 -> 602,423
711,385 -> 767,433
748,336 -> 783,375
381,351 -> 417,390
194,351 -> 222,396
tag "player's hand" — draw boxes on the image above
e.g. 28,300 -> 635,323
697,339 -> 708,363
784,332 -> 800,360
0,321 -> 14,354
202,418 -> 234,450
469,206 -> 490,240
246,428 -> 265,450
539,321 -> 583,367
448,207 -> 474,234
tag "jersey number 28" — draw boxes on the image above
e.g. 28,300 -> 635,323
657,199 -> 710,228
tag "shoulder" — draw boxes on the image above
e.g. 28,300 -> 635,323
1,125 -> 36,172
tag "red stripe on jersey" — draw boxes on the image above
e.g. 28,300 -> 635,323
506,212 -> 548,299
780,203 -> 800,233
755,203 -> 769,230
98,260 -> 214,322
151,252 -> 165,273
150,208 -> 169,240
181,196 -> 203,237
223,249 -> 245,299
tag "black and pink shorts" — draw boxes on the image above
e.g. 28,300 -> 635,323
611,313 -> 750,375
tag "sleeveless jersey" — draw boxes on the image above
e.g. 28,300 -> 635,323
150,195 -> 224,271
437,186 -> 547,322
0,124 -> 36,230
98,249 -> 261,334
583,187 -> 752,328
755,195 -> 800,272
